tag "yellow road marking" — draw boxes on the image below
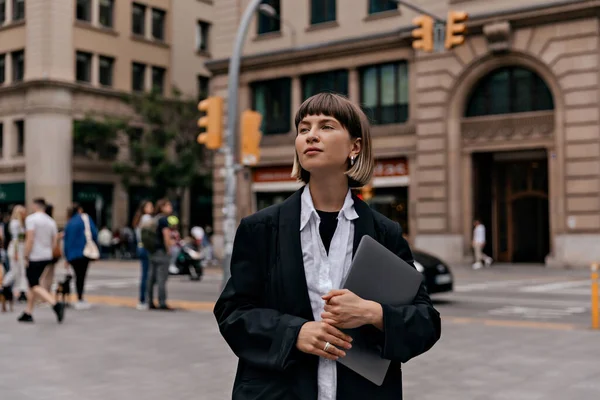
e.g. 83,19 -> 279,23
83,295 -> 216,311
443,316 -> 582,331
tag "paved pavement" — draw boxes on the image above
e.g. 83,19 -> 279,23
0,260 -> 599,399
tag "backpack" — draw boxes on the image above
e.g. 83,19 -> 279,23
140,216 -> 160,254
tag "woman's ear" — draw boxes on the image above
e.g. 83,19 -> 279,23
351,138 -> 362,157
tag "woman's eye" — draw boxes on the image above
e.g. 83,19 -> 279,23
322,125 -> 333,130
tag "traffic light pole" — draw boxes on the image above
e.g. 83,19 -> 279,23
221,0 -> 264,289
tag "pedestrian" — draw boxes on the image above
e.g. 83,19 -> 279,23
97,226 -> 112,259
8,205 -> 27,302
214,93 -> 441,399
472,219 -> 493,270
39,203 -> 60,294
132,200 -> 154,310
143,198 -> 174,311
63,203 -> 99,310
18,198 -> 65,323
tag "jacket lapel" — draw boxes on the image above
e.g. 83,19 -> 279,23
352,194 -> 376,257
278,188 -> 314,321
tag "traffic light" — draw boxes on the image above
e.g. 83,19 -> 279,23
445,11 -> 468,49
197,96 -> 224,150
240,110 -> 262,166
412,15 -> 434,52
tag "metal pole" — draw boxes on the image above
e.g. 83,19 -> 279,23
592,262 -> 599,330
393,0 -> 446,23
222,0 -> 263,290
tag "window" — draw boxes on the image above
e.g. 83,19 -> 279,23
15,120 -> 24,156
196,20 -> 210,52
368,0 -> 397,14
152,8 -> 166,41
311,0 -> 336,25
12,0 -> 24,21
0,0 -> 6,25
0,124 -> 3,157
99,55 -> 114,87
302,70 -> 348,100
99,0 -> 114,28
132,3 -> 146,36
151,66 -> 165,94
0,54 -> 5,84
76,0 -> 91,22
197,75 -> 209,101
257,0 -> 280,35
75,51 -> 92,83
465,67 -> 554,117
251,78 -> 291,135
11,50 -> 24,82
132,62 -> 146,92
360,61 -> 409,125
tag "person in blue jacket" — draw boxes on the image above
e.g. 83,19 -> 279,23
63,203 -> 98,310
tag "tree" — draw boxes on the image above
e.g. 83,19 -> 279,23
73,88 -> 212,201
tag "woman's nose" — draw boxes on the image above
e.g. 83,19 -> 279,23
305,127 -> 319,142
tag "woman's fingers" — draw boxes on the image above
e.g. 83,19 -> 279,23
313,348 -> 339,361
324,323 -> 353,343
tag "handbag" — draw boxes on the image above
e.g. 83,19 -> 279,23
81,213 -> 100,260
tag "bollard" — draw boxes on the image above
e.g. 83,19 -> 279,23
592,263 -> 599,330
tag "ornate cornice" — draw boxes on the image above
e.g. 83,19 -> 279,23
461,111 -> 554,145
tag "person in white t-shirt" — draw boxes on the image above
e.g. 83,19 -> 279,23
17,198 -> 65,324
472,219 -> 493,270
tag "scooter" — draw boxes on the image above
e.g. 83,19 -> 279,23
170,241 -> 204,281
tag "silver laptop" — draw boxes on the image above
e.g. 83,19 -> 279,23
338,235 -> 423,386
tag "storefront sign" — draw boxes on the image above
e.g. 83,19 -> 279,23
252,166 -> 295,183
372,158 -> 408,178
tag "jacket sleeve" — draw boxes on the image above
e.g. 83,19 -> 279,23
213,218 -> 309,371
379,223 -> 441,363
63,222 -> 72,261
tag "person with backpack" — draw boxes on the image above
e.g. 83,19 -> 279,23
141,198 -> 174,311
132,200 -> 154,311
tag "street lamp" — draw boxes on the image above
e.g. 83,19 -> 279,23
258,3 -> 297,47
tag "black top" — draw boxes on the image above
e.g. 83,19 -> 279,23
156,216 -> 169,251
213,188 -> 441,400
316,210 -> 338,255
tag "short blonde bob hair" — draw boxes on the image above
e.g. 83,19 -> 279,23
291,92 -> 374,188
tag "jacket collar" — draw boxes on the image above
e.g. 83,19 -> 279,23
299,185 -> 359,231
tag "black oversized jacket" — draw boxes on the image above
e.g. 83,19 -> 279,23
214,188 -> 441,399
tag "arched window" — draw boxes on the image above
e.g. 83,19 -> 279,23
465,67 -> 554,118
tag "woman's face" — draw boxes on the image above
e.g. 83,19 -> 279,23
295,114 -> 361,177
162,202 -> 173,215
144,202 -> 154,214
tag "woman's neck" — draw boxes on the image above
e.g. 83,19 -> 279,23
308,175 -> 349,212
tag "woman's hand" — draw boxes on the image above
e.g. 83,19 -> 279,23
296,321 -> 353,361
321,289 -> 383,330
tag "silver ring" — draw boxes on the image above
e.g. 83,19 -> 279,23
323,342 -> 331,352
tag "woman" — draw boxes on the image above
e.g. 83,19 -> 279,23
40,203 -> 60,294
8,205 -> 27,302
63,203 -> 98,310
132,200 -> 154,310
214,93 -> 441,399
146,199 -> 174,311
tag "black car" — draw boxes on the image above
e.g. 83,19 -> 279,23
412,249 -> 454,294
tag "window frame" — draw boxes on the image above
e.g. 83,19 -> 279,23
75,51 -> 93,83
368,0 -> 397,15
301,69 -> 348,100
151,66 -> 166,95
0,53 -> 5,84
98,55 -> 114,87
197,75 -> 209,101
151,8 -> 166,41
359,61 -> 409,125
15,119 -> 24,156
76,0 -> 92,22
131,62 -> 146,92
257,0 -> 280,35
465,66 -> 555,118
196,20 -> 210,52
12,0 -> 24,21
311,0 -> 336,25
99,0 -> 114,28
251,77 -> 292,135
11,50 -> 24,82
0,123 -> 3,158
132,3 -> 146,36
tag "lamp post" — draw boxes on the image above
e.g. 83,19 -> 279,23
258,3 -> 297,47
220,0 -> 263,289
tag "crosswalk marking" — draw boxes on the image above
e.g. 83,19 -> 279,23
519,280 -> 588,293
488,306 -> 587,320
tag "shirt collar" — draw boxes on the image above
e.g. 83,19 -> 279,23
300,185 -> 359,231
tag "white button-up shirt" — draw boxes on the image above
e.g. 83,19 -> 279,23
300,185 -> 358,400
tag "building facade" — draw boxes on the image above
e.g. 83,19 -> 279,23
208,0 -> 600,267
0,0 -> 213,228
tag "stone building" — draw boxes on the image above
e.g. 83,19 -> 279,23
0,0 -> 213,227
208,0 -> 600,267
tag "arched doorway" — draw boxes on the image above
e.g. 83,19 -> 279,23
465,66 -> 554,263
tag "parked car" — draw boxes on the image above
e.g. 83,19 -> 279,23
412,249 -> 454,294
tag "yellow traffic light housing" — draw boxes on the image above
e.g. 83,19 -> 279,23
412,15 -> 434,52
240,110 -> 263,166
445,11 -> 468,49
197,96 -> 224,150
